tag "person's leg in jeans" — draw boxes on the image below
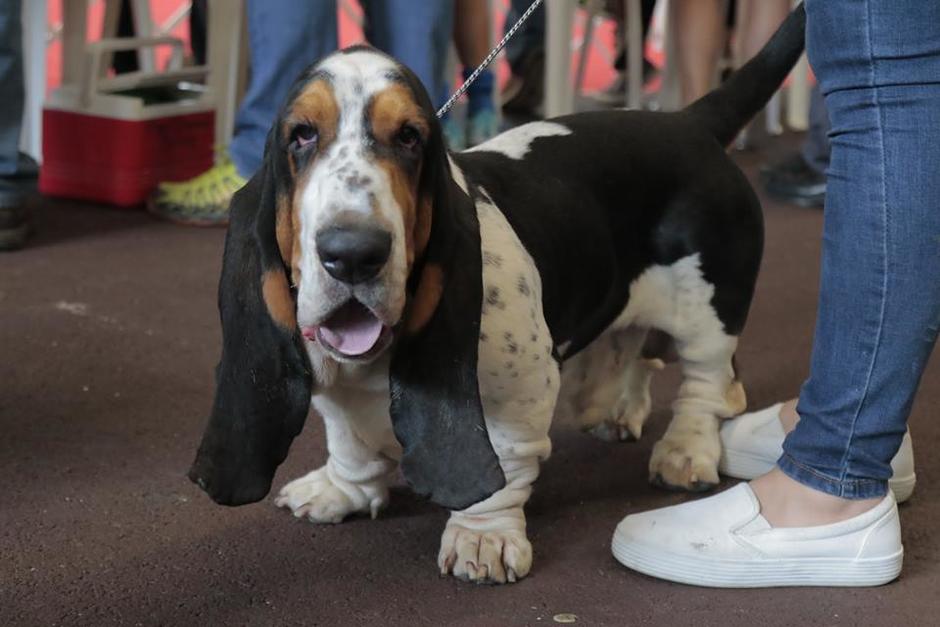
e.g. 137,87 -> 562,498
150,0 -> 338,226
450,0 -> 499,149
0,0 -> 24,178
0,0 -> 34,251
761,0 -> 940,512
230,0 -> 338,178
501,0 -> 545,115
504,0 -> 544,76
612,0 -> 940,586
360,0 -> 454,110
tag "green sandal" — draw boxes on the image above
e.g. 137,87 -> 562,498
147,152 -> 246,227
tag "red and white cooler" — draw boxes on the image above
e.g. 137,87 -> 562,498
39,36 -> 215,207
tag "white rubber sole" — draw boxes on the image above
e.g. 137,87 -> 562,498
611,534 -> 904,588
719,451 -> 916,504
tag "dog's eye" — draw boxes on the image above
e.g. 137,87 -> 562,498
291,124 -> 318,150
396,125 -> 420,150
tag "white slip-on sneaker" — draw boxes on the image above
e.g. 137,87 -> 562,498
719,404 -> 916,503
611,484 -> 903,588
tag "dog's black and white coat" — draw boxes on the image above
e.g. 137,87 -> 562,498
189,6 -> 806,583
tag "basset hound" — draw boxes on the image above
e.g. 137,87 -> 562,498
189,5 -> 806,584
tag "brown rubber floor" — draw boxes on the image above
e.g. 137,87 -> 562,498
2,136 -> 938,626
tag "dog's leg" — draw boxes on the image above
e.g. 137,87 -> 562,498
275,390 -> 400,523
564,327 -> 661,442
649,330 -> 747,491
438,274 -> 560,584
438,362 -> 559,584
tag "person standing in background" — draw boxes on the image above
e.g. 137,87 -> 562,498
444,0 -> 500,150
149,0 -> 454,227
0,0 -> 38,251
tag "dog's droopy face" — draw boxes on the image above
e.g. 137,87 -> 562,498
278,48 -> 435,364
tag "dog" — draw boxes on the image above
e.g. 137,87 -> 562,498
189,5 -> 806,584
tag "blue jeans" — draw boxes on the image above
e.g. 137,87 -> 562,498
0,0 -> 23,176
780,0 -> 940,499
230,0 -> 454,178
504,0 -> 544,75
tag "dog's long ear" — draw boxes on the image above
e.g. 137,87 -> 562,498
188,134 -> 313,506
388,99 -> 505,511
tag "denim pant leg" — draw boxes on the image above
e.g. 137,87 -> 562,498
505,0 -> 545,75
0,0 -> 24,175
229,0 -> 338,178
361,1 -> 454,109
781,0 -> 940,499
800,86 -> 830,175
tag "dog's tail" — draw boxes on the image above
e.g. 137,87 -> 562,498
685,2 -> 806,147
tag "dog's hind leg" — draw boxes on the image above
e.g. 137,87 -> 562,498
645,255 -> 749,492
562,327 -> 660,442
649,328 -> 747,491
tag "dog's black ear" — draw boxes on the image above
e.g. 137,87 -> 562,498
188,136 -> 312,506
388,102 -> 505,511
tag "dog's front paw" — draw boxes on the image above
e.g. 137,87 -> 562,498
275,466 -> 387,524
438,522 -> 532,584
649,423 -> 721,492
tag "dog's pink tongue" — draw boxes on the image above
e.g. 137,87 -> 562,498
319,304 -> 383,356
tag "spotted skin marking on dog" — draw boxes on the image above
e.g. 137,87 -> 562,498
486,286 -> 506,310
483,251 -> 503,267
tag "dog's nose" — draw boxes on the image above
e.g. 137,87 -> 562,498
316,225 -> 392,284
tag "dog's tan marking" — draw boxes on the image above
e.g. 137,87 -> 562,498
369,83 -> 429,144
368,83 -> 432,269
286,79 -> 340,151
376,159 -> 420,266
262,268 -> 296,329
276,193 -> 293,273
281,79 -> 341,277
413,194 -> 433,263
406,262 -> 444,334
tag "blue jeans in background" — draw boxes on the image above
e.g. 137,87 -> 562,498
801,86 -> 830,175
504,0 -> 544,75
781,0 -> 940,499
230,0 -> 454,178
0,0 -> 24,176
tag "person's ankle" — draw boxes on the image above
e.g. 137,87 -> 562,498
750,468 -> 884,528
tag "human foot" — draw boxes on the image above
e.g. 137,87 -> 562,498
612,482 -> 902,587
750,467 -> 882,527
719,400 -> 916,502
